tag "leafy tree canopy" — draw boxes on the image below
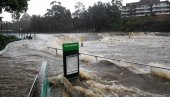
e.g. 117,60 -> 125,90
0,0 -> 29,19
73,2 -> 86,18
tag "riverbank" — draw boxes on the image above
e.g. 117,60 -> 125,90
0,34 -> 19,51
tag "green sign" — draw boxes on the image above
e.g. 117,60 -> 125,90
63,43 -> 79,51
63,42 -> 79,80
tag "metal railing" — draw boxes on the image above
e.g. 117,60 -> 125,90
47,47 -> 170,71
28,61 -> 49,97
28,75 -> 38,97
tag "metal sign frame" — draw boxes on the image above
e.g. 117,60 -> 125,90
63,43 -> 79,80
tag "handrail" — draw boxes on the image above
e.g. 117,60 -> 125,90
47,46 -> 170,71
28,75 -> 38,97
28,61 -> 49,97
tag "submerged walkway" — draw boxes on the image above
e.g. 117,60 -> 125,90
0,40 -> 63,97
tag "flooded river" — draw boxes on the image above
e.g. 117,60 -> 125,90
0,33 -> 170,97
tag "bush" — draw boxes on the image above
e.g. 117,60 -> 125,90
0,34 -> 19,50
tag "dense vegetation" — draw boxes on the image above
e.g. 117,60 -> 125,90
0,0 -> 29,19
1,1 -> 121,33
1,0 -> 170,33
120,17 -> 170,32
0,34 -> 19,50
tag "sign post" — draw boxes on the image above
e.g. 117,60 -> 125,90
0,17 -> 3,34
63,43 -> 79,80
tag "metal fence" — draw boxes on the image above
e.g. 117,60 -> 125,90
48,47 -> 170,71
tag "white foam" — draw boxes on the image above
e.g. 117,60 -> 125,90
0,45 -> 8,55
14,34 -> 170,77
149,62 -> 170,80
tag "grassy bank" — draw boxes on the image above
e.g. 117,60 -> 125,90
0,34 -> 19,50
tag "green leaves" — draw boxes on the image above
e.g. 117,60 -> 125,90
0,0 -> 29,19
0,34 -> 19,50
120,17 -> 170,32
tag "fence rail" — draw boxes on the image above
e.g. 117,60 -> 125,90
28,75 -> 38,97
28,61 -> 49,97
48,47 -> 170,71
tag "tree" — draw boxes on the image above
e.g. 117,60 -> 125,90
30,15 -> 42,32
73,2 -> 86,18
19,13 -> 31,32
0,0 -> 30,19
72,2 -> 90,30
7,13 -> 31,32
44,1 -> 73,32
88,2 -> 120,31
111,0 -> 123,8
28,1 -> 73,32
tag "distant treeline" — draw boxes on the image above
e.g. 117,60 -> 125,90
1,1 -> 170,33
120,17 -> 170,32
1,1 -> 121,33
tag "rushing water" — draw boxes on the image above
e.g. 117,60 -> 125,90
1,33 -> 170,97
38,33 -> 170,96
39,33 -> 170,74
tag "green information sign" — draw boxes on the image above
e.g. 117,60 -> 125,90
63,43 -> 79,51
63,43 -> 79,80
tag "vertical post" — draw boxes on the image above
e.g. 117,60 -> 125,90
55,48 -> 57,55
6,22 -> 8,33
1,21 -> 2,33
0,17 -> 3,34
95,56 -> 98,62
80,36 -> 84,47
129,32 -> 131,38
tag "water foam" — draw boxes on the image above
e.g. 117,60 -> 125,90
149,62 -> 170,80
35,34 -> 170,80
49,70 -> 164,97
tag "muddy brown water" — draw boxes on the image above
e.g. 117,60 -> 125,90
1,37 -> 170,97
0,41 -> 63,97
82,61 -> 170,96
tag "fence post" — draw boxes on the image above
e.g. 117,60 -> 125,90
55,48 -> 57,55
95,56 -> 97,61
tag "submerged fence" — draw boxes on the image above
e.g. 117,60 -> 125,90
1,31 -> 36,40
47,47 -> 170,71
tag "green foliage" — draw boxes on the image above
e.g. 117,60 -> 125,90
7,1 -> 121,32
30,1 -> 73,32
7,0 -> 170,33
0,0 -> 29,19
120,17 -> 170,32
72,1 -> 121,32
0,34 -> 18,50
88,2 -> 120,31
